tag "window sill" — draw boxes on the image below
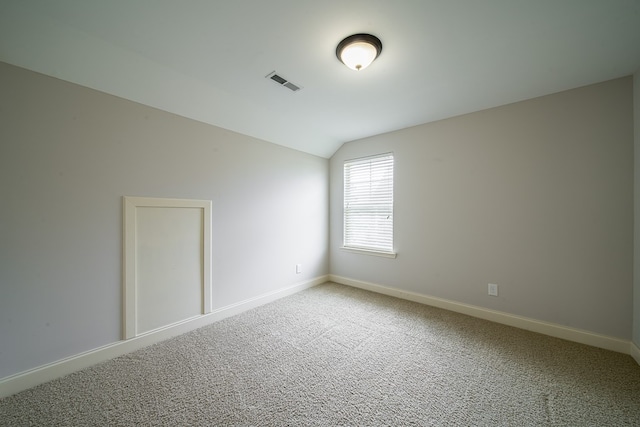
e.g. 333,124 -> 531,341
340,247 -> 397,258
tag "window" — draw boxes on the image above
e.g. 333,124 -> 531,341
343,153 -> 395,257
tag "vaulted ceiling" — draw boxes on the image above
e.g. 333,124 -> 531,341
2,1 -> 640,158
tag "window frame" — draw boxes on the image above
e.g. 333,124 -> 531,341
342,152 -> 396,258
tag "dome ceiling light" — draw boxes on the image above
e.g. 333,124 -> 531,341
336,33 -> 383,71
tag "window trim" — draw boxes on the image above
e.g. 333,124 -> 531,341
340,246 -> 397,258
342,152 -> 396,258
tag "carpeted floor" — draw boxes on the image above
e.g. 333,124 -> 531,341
1,282 -> 639,426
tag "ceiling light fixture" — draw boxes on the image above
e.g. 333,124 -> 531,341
336,33 -> 382,71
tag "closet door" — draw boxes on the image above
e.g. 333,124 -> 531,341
123,197 -> 212,339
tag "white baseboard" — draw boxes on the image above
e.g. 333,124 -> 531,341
0,275 -> 328,398
329,275 -> 632,356
632,342 -> 640,365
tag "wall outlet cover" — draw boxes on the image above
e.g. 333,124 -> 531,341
488,283 -> 498,297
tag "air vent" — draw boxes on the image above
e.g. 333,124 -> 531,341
266,71 -> 302,92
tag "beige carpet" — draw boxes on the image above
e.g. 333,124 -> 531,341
1,282 -> 639,426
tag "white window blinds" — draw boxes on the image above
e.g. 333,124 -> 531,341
343,153 -> 394,254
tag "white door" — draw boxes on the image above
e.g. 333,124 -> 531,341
123,197 -> 212,339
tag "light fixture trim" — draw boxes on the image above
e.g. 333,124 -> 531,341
336,33 -> 383,71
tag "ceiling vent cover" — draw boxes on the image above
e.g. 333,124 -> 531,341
266,71 -> 302,92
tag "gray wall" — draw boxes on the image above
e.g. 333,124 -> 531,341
634,70 -> 640,348
0,62 -> 329,379
330,77 -> 634,340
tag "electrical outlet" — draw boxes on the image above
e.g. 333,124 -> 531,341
488,283 -> 498,297
296,264 -> 302,274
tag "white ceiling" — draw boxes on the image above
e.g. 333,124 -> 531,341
1,1 -> 640,158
